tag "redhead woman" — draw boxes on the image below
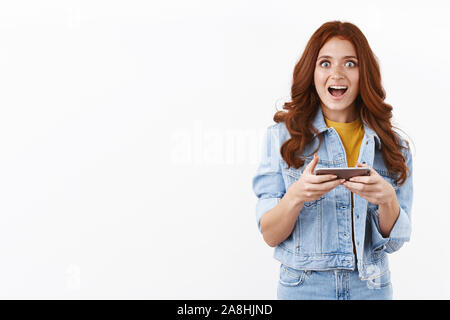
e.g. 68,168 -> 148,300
252,21 -> 413,300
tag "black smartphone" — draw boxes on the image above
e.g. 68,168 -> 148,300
315,167 -> 370,180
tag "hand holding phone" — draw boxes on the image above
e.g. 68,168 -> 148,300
285,153 -> 345,204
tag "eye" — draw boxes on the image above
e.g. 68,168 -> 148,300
345,61 -> 357,67
320,61 -> 330,68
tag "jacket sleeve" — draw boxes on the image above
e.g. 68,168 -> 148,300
370,144 -> 413,254
252,125 -> 286,234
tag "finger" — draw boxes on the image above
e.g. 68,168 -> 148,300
348,175 -> 376,184
305,153 -> 319,174
343,180 -> 377,192
324,178 -> 346,191
309,174 -> 338,184
356,161 -> 372,168
355,162 -> 378,177
342,180 -> 362,191
343,183 -> 361,197
342,181 -> 362,196
329,178 -> 346,188
308,178 -> 345,191
343,182 -> 377,199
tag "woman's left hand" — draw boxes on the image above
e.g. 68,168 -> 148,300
342,162 -> 396,205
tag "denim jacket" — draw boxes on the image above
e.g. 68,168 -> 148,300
252,107 -> 413,281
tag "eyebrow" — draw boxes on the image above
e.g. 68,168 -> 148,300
317,55 -> 358,60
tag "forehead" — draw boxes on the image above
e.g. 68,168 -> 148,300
318,37 -> 357,57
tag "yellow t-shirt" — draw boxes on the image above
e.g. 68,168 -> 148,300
324,117 -> 364,167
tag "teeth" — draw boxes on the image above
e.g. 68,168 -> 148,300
329,86 -> 347,89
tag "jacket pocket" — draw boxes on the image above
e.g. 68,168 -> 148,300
279,264 -> 307,287
303,196 -> 324,208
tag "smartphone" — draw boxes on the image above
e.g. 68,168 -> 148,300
315,167 -> 370,180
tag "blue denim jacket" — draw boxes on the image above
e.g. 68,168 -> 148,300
252,107 -> 413,280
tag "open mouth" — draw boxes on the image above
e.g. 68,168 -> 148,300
328,85 -> 348,97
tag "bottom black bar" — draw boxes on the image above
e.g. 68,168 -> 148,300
0,299 -> 442,318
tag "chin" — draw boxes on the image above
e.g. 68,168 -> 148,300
324,101 -> 353,111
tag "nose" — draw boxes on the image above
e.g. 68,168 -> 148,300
331,74 -> 343,80
330,70 -> 344,80
330,65 -> 345,79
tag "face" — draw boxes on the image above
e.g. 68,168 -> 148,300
313,37 -> 359,122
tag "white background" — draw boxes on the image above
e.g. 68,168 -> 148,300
0,0 -> 448,299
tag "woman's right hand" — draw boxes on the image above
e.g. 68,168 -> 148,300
286,153 -> 345,204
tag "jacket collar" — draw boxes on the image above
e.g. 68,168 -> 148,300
312,106 -> 381,150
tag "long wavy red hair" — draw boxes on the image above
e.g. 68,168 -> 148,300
274,21 -> 410,186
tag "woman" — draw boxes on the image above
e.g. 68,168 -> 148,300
252,21 -> 413,300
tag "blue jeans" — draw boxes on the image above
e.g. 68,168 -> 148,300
277,264 -> 393,300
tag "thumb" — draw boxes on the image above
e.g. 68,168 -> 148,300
306,153 -> 319,174
356,162 -> 367,167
